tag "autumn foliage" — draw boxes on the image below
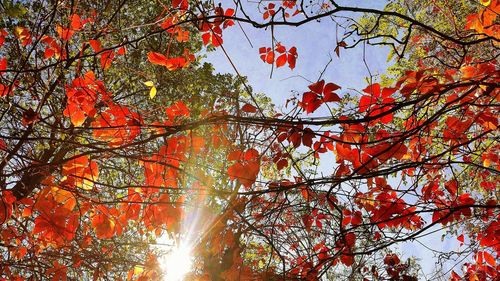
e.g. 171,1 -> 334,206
0,0 -> 499,280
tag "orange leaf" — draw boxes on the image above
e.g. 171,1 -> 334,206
117,46 -> 126,55
70,14 -> 83,30
227,149 -> 260,187
88,40 -> 102,52
55,25 -> 74,41
100,50 -> 114,70
92,213 -> 116,239
62,155 -> 99,190
147,52 -> 168,66
176,30 -> 189,42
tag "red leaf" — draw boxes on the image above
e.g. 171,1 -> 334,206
483,251 -> 496,267
0,191 -> 14,223
335,163 -> 350,178
147,52 -> 168,66
117,46 -> 126,55
70,14 -> 83,30
323,82 -> 340,96
302,129 -> 314,147
172,0 -> 188,10
335,41 -> 347,57
227,149 -> 260,187
476,252 -> 483,265
444,179 -> 458,197
289,131 -> 301,147
0,57 -> 6,71
358,96 -> 373,112
276,54 -> 287,67
244,148 -> 259,160
323,83 -> 341,102
288,47 -> 298,69
62,155 -> 99,190
383,254 -> 400,266
227,150 -> 243,161
432,211 -> 443,224
276,158 -> 288,170
340,254 -> 354,266
211,32 -> 223,47
315,219 -> 322,229
241,103 -> 257,113
308,80 -> 325,94
381,87 -> 397,98
276,43 -> 286,53
92,213 -> 116,239
300,92 -> 322,113
363,83 -> 381,97
225,8 -> 235,17
22,108 -> 40,126
345,232 -> 356,248
302,214 -> 312,232
55,25 -> 74,41
0,29 -> 7,48
287,54 -> 297,69
0,139 -> 6,151
100,50 -> 114,70
164,57 -> 189,71
379,111 -> 393,124
266,51 -> 275,64
201,32 -> 211,46
88,40 -> 102,52
165,101 -> 190,121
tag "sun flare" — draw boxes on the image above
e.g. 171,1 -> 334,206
161,243 -> 193,281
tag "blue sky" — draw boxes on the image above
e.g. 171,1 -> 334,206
203,0 -> 462,278
204,1 -> 390,105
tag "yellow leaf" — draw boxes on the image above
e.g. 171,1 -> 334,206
14,26 -> 27,37
143,81 -> 154,87
143,81 -> 157,98
149,86 -> 157,99
480,0 -> 491,6
133,266 -> 144,275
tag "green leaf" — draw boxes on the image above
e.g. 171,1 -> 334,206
4,2 -> 27,18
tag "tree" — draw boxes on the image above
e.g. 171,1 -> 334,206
0,0 -> 498,280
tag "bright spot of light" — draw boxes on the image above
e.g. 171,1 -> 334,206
157,203 -> 211,281
161,243 -> 193,281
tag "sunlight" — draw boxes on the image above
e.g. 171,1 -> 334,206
157,200 -> 213,280
161,243 -> 193,281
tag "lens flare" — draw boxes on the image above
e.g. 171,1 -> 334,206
161,243 -> 193,281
